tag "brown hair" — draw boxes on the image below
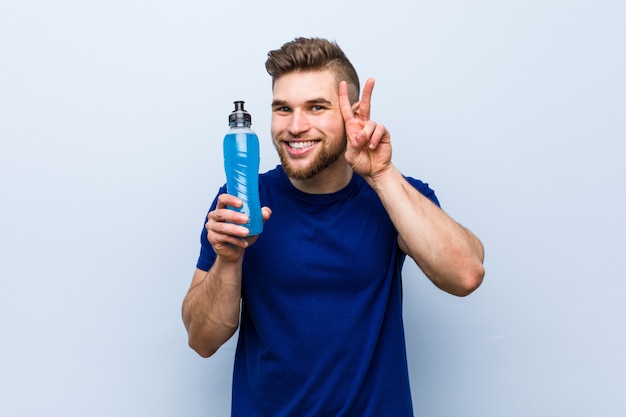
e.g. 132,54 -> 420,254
265,37 -> 360,104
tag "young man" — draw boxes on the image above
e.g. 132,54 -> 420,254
183,37 -> 485,416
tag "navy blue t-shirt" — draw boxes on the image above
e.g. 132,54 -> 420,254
197,165 -> 439,417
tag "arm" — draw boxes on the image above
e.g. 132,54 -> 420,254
339,79 -> 484,296
182,194 -> 271,357
369,166 -> 484,296
183,263 -> 242,358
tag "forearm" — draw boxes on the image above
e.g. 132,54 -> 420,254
182,258 -> 243,357
369,165 -> 485,296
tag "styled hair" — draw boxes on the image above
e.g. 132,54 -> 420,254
265,37 -> 360,104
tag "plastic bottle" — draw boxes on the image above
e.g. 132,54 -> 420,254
223,101 -> 263,235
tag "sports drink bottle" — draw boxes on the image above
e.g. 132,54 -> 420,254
223,101 -> 263,235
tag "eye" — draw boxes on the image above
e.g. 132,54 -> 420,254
273,106 -> 291,113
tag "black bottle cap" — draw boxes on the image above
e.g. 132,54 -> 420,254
228,101 -> 252,126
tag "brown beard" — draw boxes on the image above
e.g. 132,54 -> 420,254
277,135 -> 347,180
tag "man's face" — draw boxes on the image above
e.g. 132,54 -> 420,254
270,70 -> 347,180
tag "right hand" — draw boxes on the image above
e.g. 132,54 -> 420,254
206,193 -> 272,263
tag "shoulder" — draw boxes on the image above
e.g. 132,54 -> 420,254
404,176 -> 440,207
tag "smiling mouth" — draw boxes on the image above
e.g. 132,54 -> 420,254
287,140 -> 319,150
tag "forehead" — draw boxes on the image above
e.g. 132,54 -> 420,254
272,70 -> 338,103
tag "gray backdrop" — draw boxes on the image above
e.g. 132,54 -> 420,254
2,0 -> 624,416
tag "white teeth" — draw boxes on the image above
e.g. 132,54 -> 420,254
289,141 -> 316,149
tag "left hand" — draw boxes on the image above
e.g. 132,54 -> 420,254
339,78 -> 392,180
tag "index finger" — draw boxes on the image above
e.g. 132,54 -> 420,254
338,80 -> 354,122
217,193 -> 242,209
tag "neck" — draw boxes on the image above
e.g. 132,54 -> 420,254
288,160 -> 353,194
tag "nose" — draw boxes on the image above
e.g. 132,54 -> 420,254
287,110 -> 310,136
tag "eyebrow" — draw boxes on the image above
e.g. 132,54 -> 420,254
271,98 -> 333,108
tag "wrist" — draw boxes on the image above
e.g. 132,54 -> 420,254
366,164 -> 400,191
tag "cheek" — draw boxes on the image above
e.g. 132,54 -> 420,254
270,117 -> 285,138
320,117 -> 345,137
270,125 -> 279,142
